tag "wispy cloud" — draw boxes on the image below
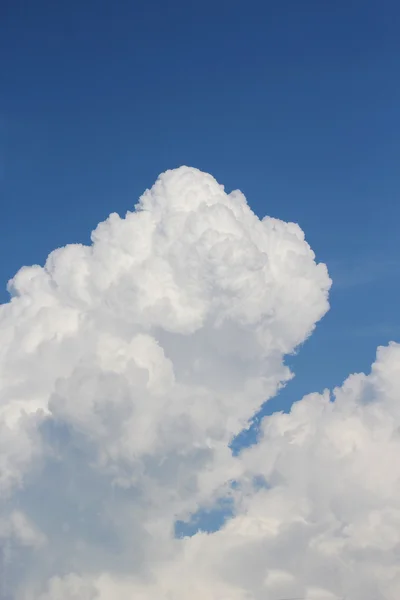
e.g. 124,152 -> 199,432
329,257 -> 400,289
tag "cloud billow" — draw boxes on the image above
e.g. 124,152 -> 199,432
0,167 -> 397,599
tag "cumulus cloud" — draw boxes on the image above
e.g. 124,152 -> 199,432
0,166 -> 397,599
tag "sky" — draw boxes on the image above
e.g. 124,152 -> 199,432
2,0 -> 400,413
1,2 -> 400,599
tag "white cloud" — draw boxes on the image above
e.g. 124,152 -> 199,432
1,167 -> 398,599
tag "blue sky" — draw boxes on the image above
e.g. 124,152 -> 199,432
1,0 -> 400,418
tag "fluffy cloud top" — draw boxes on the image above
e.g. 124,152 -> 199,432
0,167 -> 398,599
